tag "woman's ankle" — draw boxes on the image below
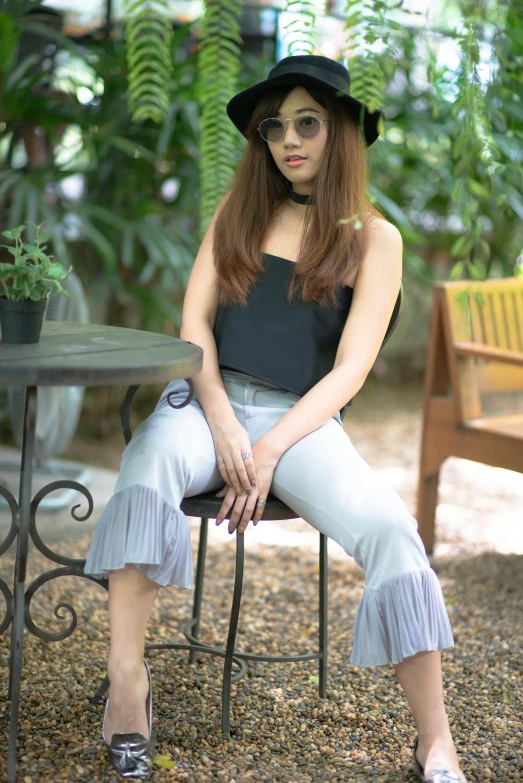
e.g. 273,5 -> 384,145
107,655 -> 145,684
417,729 -> 454,746
416,731 -> 457,762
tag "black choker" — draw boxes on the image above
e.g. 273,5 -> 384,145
289,189 -> 312,205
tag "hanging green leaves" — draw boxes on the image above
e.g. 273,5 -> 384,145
447,0 -> 494,280
123,0 -> 173,123
342,0 -> 407,114
283,1 -> 319,56
197,0 -> 244,238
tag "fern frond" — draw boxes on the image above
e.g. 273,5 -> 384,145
342,0 -> 404,118
282,0 -> 319,56
123,0 -> 174,124
197,0 -> 243,237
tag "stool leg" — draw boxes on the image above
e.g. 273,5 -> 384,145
222,528 -> 245,737
189,517 -> 209,664
319,532 -> 328,698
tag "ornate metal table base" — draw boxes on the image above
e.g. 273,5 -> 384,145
1,386 -> 107,783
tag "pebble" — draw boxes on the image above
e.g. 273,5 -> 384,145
0,532 -> 521,783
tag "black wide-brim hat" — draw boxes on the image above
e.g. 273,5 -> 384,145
227,54 -> 384,147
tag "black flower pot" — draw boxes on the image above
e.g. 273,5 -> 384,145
0,296 -> 48,344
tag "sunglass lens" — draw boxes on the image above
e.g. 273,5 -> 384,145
296,115 -> 320,138
260,119 -> 284,142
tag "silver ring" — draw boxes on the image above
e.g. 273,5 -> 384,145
256,498 -> 266,505
241,450 -> 252,459
216,458 -> 225,465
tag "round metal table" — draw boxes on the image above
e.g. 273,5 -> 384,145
0,321 -> 203,783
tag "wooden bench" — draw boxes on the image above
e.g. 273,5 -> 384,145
416,277 -> 523,554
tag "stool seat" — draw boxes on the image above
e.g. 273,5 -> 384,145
181,489 -> 299,520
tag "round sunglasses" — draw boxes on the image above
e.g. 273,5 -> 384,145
258,114 -> 328,143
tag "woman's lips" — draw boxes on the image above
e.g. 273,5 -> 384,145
285,158 -> 306,167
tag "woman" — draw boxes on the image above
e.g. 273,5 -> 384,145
84,55 -> 467,783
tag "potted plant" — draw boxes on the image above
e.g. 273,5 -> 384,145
0,221 -> 72,344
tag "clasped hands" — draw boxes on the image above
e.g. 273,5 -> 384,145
214,437 -> 280,535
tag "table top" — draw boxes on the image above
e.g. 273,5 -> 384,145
0,321 -> 203,387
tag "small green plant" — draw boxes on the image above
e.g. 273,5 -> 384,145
0,222 -> 72,302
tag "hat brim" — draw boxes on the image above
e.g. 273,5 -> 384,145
226,71 -> 384,147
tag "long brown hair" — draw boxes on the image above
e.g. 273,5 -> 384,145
213,83 -> 386,309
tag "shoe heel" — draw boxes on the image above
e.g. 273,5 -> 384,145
412,735 -> 465,783
413,735 -> 426,781
102,660 -> 154,781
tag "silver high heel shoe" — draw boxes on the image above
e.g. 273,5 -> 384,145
412,735 -> 465,783
102,660 -> 154,781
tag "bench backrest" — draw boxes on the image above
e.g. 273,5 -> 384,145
442,278 -> 523,351
433,278 -> 523,420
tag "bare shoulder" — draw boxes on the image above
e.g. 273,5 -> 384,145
180,191 -> 232,333
354,216 -> 402,290
367,215 -> 402,245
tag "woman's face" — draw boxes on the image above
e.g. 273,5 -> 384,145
265,86 -> 328,192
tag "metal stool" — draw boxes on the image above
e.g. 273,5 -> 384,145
177,491 -> 329,736
92,382 -> 329,738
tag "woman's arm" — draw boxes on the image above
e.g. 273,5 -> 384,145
259,218 -> 403,461
179,194 -> 238,427
180,195 -> 260,497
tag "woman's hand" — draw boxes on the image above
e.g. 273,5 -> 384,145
215,438 -> 280,534
207,416 -> 258,496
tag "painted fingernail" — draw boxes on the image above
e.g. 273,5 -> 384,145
251,480 -> 256,486
246,488 -> 252,495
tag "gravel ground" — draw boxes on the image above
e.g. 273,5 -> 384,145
1,380 -> 522,782
0,534 -> 522,783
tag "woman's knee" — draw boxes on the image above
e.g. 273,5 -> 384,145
352,496 -> 428,582
369,497 -> 417,537
118,407 -> 214,490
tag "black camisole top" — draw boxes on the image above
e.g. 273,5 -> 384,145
212,252 -> 356,417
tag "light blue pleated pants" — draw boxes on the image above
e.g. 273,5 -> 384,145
84,370 -> 454,667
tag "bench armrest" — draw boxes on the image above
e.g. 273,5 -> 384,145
454,341 -> 523,367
